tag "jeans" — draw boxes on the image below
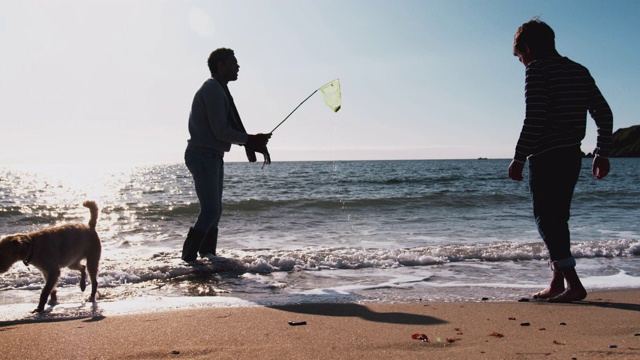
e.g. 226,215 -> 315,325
184,148 -> 224,234
528,146 -> 582,269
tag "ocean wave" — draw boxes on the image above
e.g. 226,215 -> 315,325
0,205 -> 83,231
219,193 -> 528,212
218,239 -> 640,273
1,239 -> 637,291
337,175 -> 466,186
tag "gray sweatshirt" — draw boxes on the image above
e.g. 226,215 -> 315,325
186,77 -> 249,156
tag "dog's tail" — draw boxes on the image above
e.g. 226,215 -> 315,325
82,201 -> 99,230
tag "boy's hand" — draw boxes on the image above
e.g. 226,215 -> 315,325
508,160 -> 525,181
592,155 -> 610,179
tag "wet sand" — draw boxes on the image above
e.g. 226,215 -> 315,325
1,290 -> 639,359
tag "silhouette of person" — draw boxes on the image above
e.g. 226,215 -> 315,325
182,48 -> 271,263
508,19 -> 613,302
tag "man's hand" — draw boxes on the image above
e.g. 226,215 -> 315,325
508,159 -> 525,181
245,133 -> 272,165
246,133 -> 271,149
592,155 -> 610,179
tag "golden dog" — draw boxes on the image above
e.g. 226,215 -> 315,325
0,201 -> 101,313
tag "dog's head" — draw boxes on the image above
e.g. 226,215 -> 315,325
0,235 -> 31,273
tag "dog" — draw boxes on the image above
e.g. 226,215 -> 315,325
0,200 -> 102,313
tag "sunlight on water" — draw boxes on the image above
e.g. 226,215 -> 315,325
1,163 -> 148,239
1,159 -> 639,320
13,162 -> 136,201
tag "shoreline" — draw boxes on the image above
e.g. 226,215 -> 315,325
1,289 -> 638,359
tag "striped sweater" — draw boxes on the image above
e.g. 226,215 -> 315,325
514,56 -> 613,162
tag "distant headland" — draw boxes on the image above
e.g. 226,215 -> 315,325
584,125 -> 640,158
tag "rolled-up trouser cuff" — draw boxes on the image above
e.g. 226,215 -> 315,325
552,257 -> 576,271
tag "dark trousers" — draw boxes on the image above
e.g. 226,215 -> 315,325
528,146 -> 582,267
184,148 -> 224,233
183,148 -> 223,259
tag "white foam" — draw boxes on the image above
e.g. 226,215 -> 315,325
582,270 -> 640,289
0,295 -> 258,323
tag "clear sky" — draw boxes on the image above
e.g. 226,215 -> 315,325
1,0 -> 638,165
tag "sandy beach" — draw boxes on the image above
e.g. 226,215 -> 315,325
0,290 -> 638,359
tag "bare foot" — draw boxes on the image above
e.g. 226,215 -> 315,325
532,273 -> 565,299
532,287 -> 564,300
547,287 -> 587,303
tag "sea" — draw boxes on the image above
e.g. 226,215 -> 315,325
1,158 -> 639,322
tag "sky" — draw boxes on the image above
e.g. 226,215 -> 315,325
1,0 -> 638,165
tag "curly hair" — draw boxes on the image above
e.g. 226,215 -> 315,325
207,48 -> 235,76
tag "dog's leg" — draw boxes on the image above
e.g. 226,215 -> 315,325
88,270 -> 98,302
48,288 -> 58,306
69,262 -> 87,292
35,269 -> 60,313
80,265 -> 86,292
86,250 -> 100,302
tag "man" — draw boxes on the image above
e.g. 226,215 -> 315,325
182,48 -> 271,263
508,19 -> 613,302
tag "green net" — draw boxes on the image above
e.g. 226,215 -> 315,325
319,79 -> 341,112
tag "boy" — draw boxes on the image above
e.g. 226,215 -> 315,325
508,19 -> 613,302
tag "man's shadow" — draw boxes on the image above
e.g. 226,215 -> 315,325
578,298 -> 640,312
268,291 -> 446,326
